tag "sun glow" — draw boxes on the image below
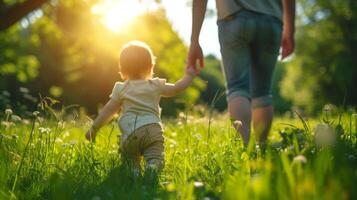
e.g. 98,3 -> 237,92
92,0 -> 158,32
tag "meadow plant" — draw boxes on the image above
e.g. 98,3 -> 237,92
0,100 -> 356,199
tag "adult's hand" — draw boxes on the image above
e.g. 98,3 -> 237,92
188,42 -> 204,73
281,0 -> 295,60
281,29 -> 294,60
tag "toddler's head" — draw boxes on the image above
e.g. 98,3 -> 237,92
119,41 -> 156,80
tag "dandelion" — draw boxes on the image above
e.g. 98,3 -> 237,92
293,155 -> 307,164
193,133 -> 202,141
11,115 -> 22,122
2,90 -> 10,96
39,127 -> 51,134
22,119 -> 31,125
232,120 -> 243,131
323,104 -> 334,112
194,181 -> 204,188
5,108 -> 13,115
57,121 -> 66,129
178,112 -> 186,121
314,123 -> 335,147
33,111 -> 40,117
19,87 -> 29,93
1,121 -> 14,128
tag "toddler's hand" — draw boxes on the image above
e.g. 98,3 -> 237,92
85,127 -> 96,142
186,65 -> 199,76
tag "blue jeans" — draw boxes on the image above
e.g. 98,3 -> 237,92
218,9 -> 282,108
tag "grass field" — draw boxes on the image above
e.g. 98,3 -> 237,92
0,106 -> 357,200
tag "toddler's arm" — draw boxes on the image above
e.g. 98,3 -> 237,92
85,99 -> 121,141
161,66 -> 198,97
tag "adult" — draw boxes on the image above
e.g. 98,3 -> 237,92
188,0 -> 295,145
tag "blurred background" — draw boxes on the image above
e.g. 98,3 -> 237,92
0,0 -> 356,116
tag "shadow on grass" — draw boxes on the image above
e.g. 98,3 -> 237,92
43,164 -> 175,200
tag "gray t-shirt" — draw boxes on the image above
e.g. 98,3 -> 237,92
215,0 -> 282,21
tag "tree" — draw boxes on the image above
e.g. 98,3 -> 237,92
0,0 -> 206,115
0,0 -> 47,31
280,0 -> 357,113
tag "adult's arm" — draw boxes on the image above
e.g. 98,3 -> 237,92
281,0 -> 296,60
187,0 -> 208,71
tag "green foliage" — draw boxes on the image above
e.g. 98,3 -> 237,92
0,24 -> 40,82
280,0 -> 357,113
0,0 -> 205,115
199,55 -> 227,111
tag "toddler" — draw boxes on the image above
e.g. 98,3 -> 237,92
85,41 -> 198,177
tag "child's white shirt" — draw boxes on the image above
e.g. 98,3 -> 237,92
110,78 -> 166,143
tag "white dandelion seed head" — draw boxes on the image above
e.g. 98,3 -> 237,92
323,104 -> 335,112
293,155 -> 307,164
11,115 -> 22,122
33,111 -> 40,117
194,181 -> 204,188
5,108 -> 13,115
39,127 -> 51,134
2,90 -> 10,96
19,87 -> 29,93
233,120 -> 243,130
314,123 -> 335,147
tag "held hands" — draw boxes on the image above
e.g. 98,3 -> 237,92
186,65 -> 200,77
85,127 -> 97,142
187,42 -> 204,74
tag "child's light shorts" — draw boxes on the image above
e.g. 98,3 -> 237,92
120,123 -> 164,172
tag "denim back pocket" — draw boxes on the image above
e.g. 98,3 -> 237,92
218,14 -> 253,46
261,17 -> 283,54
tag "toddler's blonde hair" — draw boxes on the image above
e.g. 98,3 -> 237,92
119,41 -> 156,80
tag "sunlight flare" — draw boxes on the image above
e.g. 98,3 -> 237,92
91,0 -> 158,32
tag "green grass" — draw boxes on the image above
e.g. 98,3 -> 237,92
0,108 -> 357,200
